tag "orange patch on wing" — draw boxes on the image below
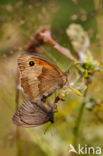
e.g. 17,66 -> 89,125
34,59 -> 58,70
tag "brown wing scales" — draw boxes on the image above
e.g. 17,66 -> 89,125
38,67 -> 63,96
18,53 -> 67,101
20,67 -> 42,101
12,98 -> 54,127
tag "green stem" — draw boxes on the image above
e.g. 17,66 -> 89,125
73,82 -> 89,150
73,102 -> 85,149
15,77 -> 22,156
16,127 -> 22,156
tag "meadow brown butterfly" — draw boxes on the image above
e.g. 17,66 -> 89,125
13,53 -> 67,127
12,98 -> 55,127
18,53 -> 67,102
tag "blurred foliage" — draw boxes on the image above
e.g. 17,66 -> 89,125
0,0 -> 103,156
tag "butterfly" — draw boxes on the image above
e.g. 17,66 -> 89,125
12,98 -> 55,127
18,53 -> 67,102
13,53 -> 67,127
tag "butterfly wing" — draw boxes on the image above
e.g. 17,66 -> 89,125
12,99 -> 53,127
38,67 -> 65,96
20,67 -> 42,101
18,54 -> 67,101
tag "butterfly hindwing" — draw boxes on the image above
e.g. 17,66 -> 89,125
20,67 -> 42,101
12,98 -> 54,127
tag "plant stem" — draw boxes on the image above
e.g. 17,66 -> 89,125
73,102 -> 85,149
73,82 -> 89,150
15,74 -> 22,156
16,127 -> 22,156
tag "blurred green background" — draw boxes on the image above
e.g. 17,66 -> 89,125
0,0 -> 103,156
